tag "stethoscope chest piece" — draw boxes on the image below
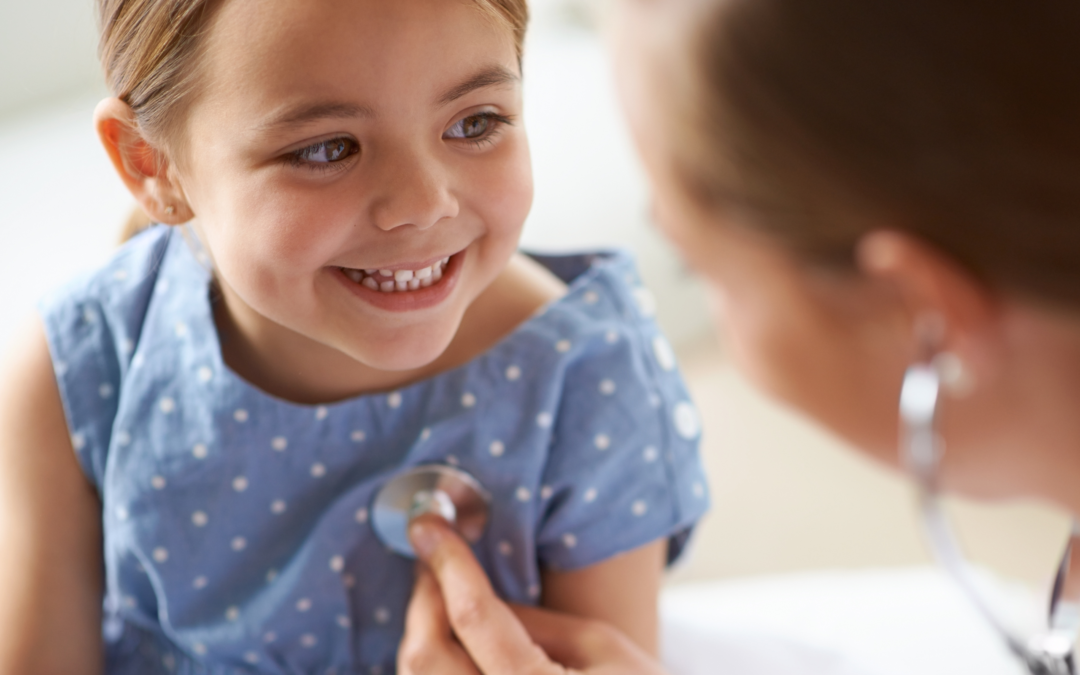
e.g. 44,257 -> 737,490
372,464 -> 492,558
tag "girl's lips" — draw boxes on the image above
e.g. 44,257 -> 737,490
334,249 -> 465,312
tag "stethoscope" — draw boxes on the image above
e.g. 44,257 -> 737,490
901,360 -> 1080,674
371,464 -> 492,557
372,359 -> 1080,673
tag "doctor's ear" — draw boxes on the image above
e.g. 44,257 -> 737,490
94,97 -> 193,225
855,229 -> 1001,391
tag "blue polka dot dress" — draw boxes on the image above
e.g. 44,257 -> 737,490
39,226 -> 710,674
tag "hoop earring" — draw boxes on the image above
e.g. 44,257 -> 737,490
900,361 -> 1080,674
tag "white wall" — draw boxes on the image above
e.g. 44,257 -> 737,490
0,0 -> 105,118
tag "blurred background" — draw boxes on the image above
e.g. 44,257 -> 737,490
0,0 -> 1070,611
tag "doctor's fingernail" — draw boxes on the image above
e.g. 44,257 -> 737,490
408,520 -> 443,559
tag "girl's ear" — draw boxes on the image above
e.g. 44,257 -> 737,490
94,97 -> 193,225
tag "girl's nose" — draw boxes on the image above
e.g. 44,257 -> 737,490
368,149 -> 460,232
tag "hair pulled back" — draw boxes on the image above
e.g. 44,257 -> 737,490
681,0 -> 1080,307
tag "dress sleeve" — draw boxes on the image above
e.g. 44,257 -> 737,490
535,313 -> 710,572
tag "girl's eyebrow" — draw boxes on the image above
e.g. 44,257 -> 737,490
436,65 -> 519,106
257,102 -> 375,132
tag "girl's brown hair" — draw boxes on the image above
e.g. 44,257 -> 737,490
677,0 -> 1080,307
98,0 -> 529,242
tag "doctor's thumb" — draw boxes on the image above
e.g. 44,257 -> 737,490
408,514 -> 459,563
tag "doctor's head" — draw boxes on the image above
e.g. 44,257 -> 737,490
613,0 -> 1080,506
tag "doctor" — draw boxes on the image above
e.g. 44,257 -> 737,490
397,0 -> 1080,673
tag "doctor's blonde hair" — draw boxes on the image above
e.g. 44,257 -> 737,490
97,0 -> 528,241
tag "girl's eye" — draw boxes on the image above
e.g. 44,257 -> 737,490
444,112 -> 511,142
291,137 -> 359,165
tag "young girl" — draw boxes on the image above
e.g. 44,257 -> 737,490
0,0 -> 708,672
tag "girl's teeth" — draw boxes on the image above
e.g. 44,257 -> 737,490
343,255 -> 452,293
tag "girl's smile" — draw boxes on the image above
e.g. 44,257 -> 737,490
333,249 -> 463,312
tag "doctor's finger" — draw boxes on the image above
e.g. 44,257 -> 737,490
409,516 -> 559,675
399,565 -> 481,675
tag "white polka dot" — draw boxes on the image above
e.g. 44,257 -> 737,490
632,500 -> 648,516
233,409 -> 249,423
271,436 -> 288,451
528,584 -> 540,599
505,365 -> 521,381
633,287 -> 657,317
159,397 -> 176,414
192,443 -> 208,459
316,405 -> 329,420
271,499 -> 286,514
132,353 -> 145,369
162,654 -> 176,670
461,392 -> 477,408
387,392 -> 403,409
370,666 -> 384,675
99,383 -> 114,399
115,507 -> 129,521
152,547 -> 169,563
337,614 -> 351,629
643,446 -> 659,463
355,507 -> 369,524
599,379 -> 616,396
151,475 -> 167,490
515,487 -> 531,502
310,463 -> 326,477
329,555 -> 345,572
123,595 -> 137,609
693,482 -> 706,498
673,402 -> 701,439
489,440 -> 505,457
232,476 -> 248,492
197,366 -> 213,383
244,652 -> 259,665
594,434 -> 611,450
193,642 -> 207,655
351,430 -> 366,442
55,360 -> 69,376
498,540 -> 513,556
562,533 -> 577,549
296,597 -> 312,612
263,632 -> 277,644
121,339 -> 135,354
193,576 -> 208,589
300,634 -> 317,648
583,487 -> 598,503
536,412 -> 553,428
606,330 -> 619,344
419,427 -> 431,441
191,511 -> 208,527
83,308 -> 98,324
652,336 -> 677,371
116,431 -> 131,447
540,485 -> 554,500
446,454 -> 459,466
266,569 -> 278,583
649,393 -> 663,408
71,433 -> 86,451
231,536 -> 247,551
174,322 -> 188,338
374,607 -> 391,624
113,269 -> 129,281
342,573 -> 356,588
555,339 -> 571,353
583,290 -> 599,304
157,279 -> 170,294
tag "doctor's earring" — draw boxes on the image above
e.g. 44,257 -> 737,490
931,351 -> 976,398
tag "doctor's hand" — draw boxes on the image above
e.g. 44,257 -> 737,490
398,515 -> 668,675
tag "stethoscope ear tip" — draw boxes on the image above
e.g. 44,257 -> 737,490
371,464 -> 492,559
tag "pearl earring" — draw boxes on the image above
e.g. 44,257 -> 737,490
164,205 -> 175,216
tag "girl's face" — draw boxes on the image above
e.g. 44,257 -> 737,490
175,0 -> 531,380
